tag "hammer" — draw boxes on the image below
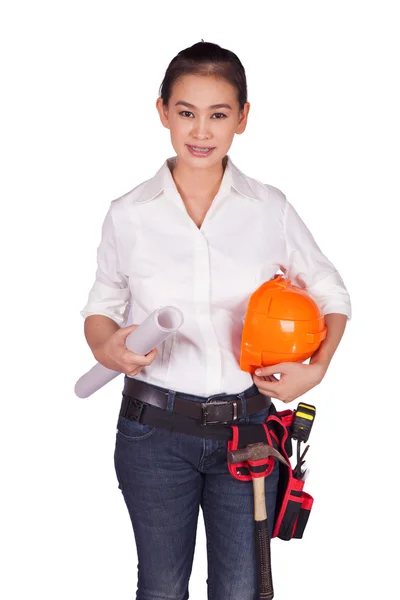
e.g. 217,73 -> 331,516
228,443 -> 289,600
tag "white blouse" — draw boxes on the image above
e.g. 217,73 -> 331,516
81,155 -> 351,396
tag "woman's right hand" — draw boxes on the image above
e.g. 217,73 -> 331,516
93,324 -> 158,376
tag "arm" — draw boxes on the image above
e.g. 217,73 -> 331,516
83,314 -> 157,374
253,313 -> 347,403
80,206 -> 157,375
309,313 -> 347,371
280,199 -> 352,319
84,314 -> 119,354
80,202 -> 131,328
80,204 -> 130,363
253,312 -> 348,403
253,197 -> 351,403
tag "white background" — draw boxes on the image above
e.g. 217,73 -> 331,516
1,1 -> 399,598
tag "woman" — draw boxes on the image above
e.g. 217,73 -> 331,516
81,41 -> 351,600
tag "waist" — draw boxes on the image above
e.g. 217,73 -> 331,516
122,376 -> 271,424
127,366 -> 255,397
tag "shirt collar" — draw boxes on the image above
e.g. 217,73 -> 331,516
137,154 -> 260,203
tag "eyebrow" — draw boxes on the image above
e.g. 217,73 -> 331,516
174,101 -> 233,110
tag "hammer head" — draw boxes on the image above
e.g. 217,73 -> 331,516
228,442 -> 289,467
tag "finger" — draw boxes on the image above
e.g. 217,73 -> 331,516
123,350 -> 156,367
126,366 -> 143,376
255,363 -> 285,377
259,375 -> 279,383
253,376 -> 282,399
253,373 -> 280,387
254,375 -> 275,383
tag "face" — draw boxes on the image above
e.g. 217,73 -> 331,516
156,74 -> 250,169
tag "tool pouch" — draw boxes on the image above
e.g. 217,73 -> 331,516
228,403 -> 314,541
273,470 -> 314,540
227,419 -> 276,480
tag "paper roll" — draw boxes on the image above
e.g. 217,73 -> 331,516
75,305 -> 184,398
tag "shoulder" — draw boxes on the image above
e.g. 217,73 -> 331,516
235,166 -> 287,214
261,181 -> 287,209
231,158 -> 286,205
107,174 -> 162,228
112,177 -> 160,208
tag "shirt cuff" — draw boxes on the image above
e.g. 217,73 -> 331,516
306,271 -> 352,321
80,280 -> 131,327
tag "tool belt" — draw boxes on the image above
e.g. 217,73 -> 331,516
228,406 -> 314,541
120,376 -> 314,541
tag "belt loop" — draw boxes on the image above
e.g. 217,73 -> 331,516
120,394 -> 129,418
237,392 -> 247,418
167,390 -> 176,413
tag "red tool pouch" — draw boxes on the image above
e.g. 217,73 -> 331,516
228,404 -> 314,541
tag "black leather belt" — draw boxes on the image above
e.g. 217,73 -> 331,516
121,376 -> 271,426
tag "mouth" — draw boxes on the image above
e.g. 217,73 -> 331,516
186,144 -> 215,157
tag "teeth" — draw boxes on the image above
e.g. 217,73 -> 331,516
191,146 -> 211,151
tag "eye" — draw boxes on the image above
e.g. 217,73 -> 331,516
178,111 -> 228,119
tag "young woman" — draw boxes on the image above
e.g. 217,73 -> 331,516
81,41 -> 351,600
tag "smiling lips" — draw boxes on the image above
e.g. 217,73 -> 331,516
187,144 -> 215,157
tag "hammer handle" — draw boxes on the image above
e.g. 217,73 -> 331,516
253,477 -> 274,600
253,476 -> 267,521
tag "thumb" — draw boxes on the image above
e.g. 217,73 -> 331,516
117,323 -> 139,340
255,363 -> 284,376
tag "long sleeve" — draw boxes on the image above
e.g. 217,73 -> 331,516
281,198 -> 352,319
80,203 -> 131,326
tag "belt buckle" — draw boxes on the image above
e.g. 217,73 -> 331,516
201,400 -> 239,426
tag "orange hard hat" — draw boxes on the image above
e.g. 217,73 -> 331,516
240,274 -> 327,373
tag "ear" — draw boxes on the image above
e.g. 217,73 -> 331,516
236,102 -> 250,135
156,97 -> 170,129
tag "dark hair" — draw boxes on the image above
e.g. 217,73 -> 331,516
159,41 -> 247,111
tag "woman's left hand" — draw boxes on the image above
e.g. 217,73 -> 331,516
252,362 -> 327,403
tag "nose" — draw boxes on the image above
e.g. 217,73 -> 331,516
192,116 -> 212,140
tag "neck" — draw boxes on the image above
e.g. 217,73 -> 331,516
169,155 -> 228,199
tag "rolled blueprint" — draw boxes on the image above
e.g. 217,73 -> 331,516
74,305 -> 184,398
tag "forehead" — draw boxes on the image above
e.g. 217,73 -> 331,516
170,74 -> 238,106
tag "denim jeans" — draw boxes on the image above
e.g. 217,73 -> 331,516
114,383 -> 279,600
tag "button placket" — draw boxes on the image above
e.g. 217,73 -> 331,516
193,233 -> 222,395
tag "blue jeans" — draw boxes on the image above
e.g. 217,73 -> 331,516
114,383 -> 279,600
